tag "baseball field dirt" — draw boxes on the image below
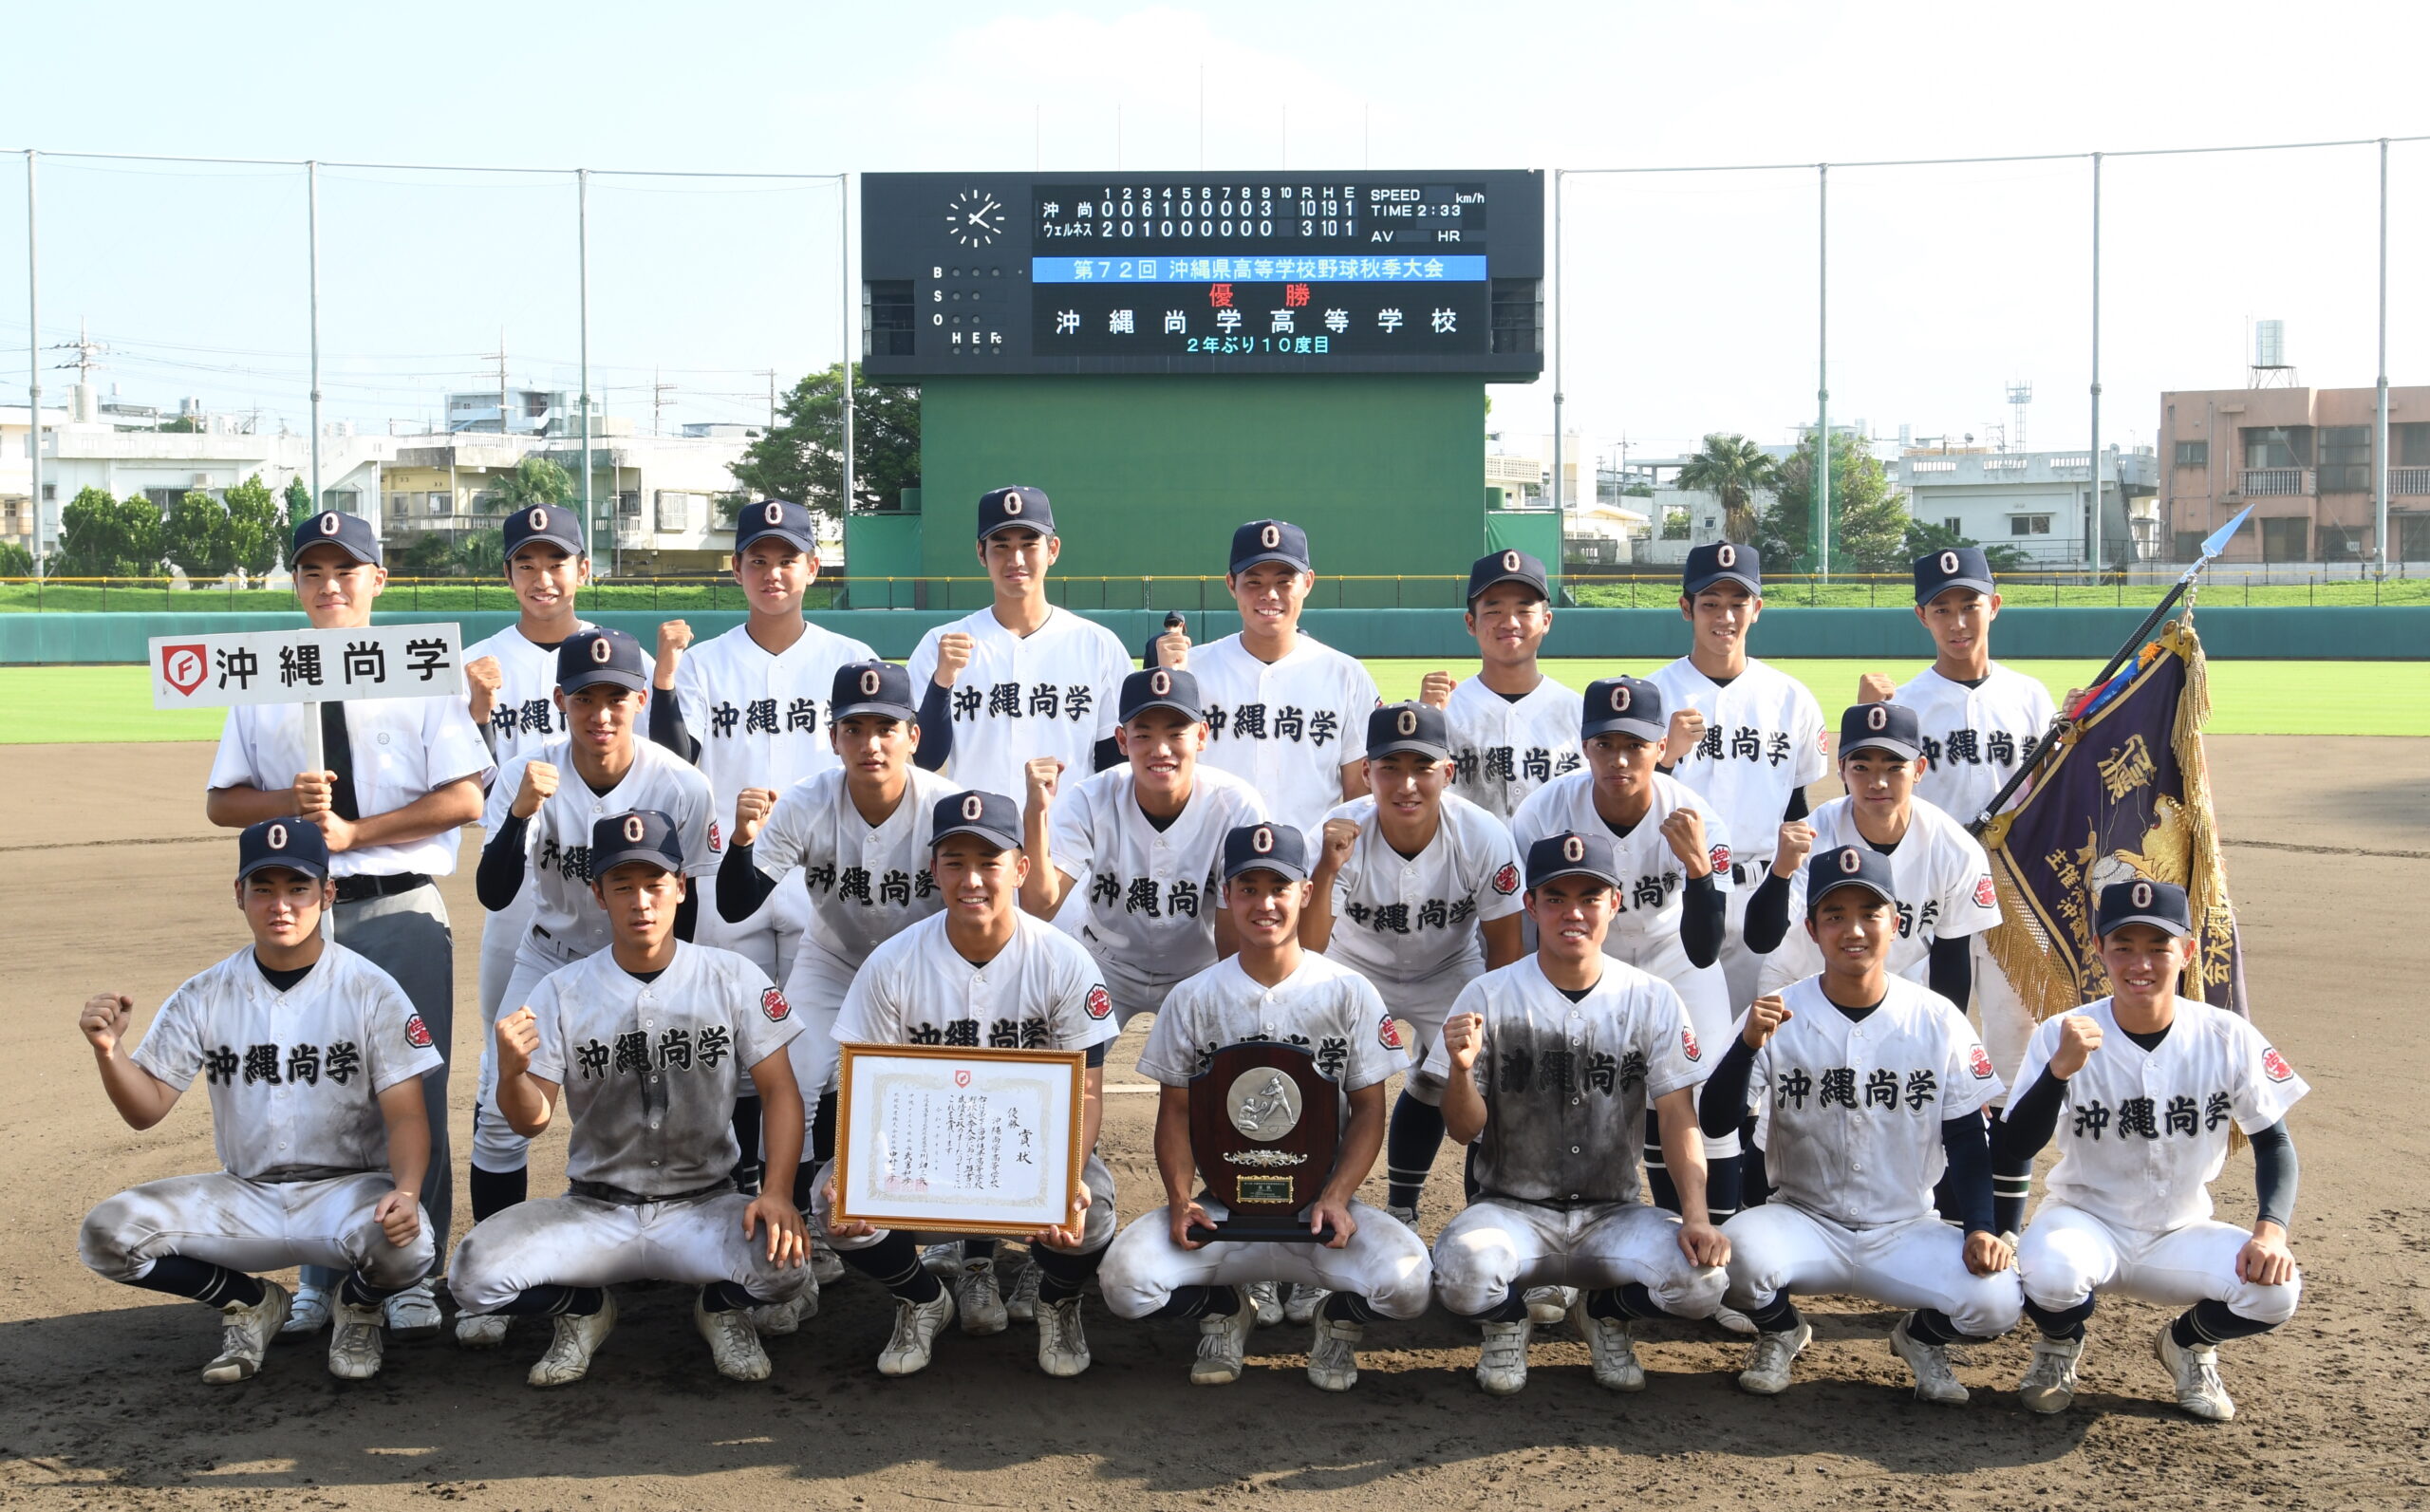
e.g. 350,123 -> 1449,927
1,736 -> 2422,1511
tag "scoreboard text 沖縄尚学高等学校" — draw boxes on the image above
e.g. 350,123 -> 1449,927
859,172 -> 1545,380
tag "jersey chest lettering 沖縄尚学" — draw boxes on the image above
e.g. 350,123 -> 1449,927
1442,675 -> 1584,823
483,738 -> 720,958
674,622 -> 881,812
1317,791 -> 1523,985
753,766 -> 962,969
1647,658 -> 1827,870
907,607 -> 1131,807
1187,633 -> 1381,842
1051,765 -> 1268,985
1892,664 -> 2058,826
1508,771 -> 1734,947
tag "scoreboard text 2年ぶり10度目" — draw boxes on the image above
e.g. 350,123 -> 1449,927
858,172 -> 1545,380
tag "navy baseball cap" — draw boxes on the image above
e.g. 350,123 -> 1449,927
2095,878 -> 2192,939
237,817 -> 329,882
932,790 -> 1022,851
1806,846 -> 1898,916
1223,821 -> 1310,883
1230,518 -> 1312,574
1839,701 -> 1924,761
734,498 -> 819,556
1682,542 -> 1761,597
1525,831 -> 1621,890
1467,548 -> 1550,606
978,485 -> 1055,539
1580,676 -> 1666,744
503,502 -> 585,559
556,627 -> 648,695
1914,545 -> 1996,605
832,660 -> 919,722
1367,700 -> 1450,760
589,809 -> 683,878
291,509 -> 383,568
1119,665 -> 1204,723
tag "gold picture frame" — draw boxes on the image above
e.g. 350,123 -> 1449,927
831,1043 -> 1087,1236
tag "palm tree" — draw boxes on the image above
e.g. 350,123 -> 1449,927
1674,433 -> 1778,545
494,456 -> 573,511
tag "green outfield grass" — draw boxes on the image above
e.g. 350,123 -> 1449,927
4,656 -> 2422,744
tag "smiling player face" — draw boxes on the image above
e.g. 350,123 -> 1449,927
292,545 -> 385,628
1839,749 -> 1922,819
978,527 -> 1058,597
1366,751 -> 1449,822
556,684 -> 644,757
1226,562 -> 1311,635
2101,923 -> 2193,1007
507,542 -> 588,622
1467,585 -> 1551,668
932,834 -> 1027,925
1527,875 -> 1617,966
1679,582 -> 1759,660
1116,708 -> 1204,802
735,541 -> 815,617
1224,868 -> 1309,950
1805,887 -> 1897,978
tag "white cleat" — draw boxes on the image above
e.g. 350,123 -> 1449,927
2156,1324 -> 2235,1422
276,1281 -> 327,1338
1526,1285 -> 1579,1328
1571,1301 -> 1646,1392
1475,1318 -> 1531,1395
877,1289 -> 955,1377
1737,1320 -> 1812,1395
383,1279 -> 442,1340
1191,1290 -> 1259,1386
1036,1295 -> 1091,1377
1890,1315 -> 1970,1405
954,1264 -> 1008,1335
747,1288 -> 813,1337
920,1241 -> 963,1277
1005,1259 -> 1041,1323
697,1296 -> 773,1382
1306,1314 -> 1363,1392
327,1298 -> 386,1380
1282,1283 -> 1326,1326
454,1312 -> 510,1349
2018,1333 -> 2084,1414
1246,1279 -> 1284,1328
810,1237 -> 847,1288
528,1295 -> 618,1388
204,1279 -> 290,1384
1711,1303 -> 1758,1335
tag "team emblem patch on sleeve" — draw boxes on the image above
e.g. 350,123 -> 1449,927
708,820 -> 723,854
404,1014 -> 434,1049
1681,1027 -> 1702,1062
1085,985 -> 1113,1020
1973,875 -> 1997,909
1378,1015 -> 1406,1052
1491,863 -> 1520,896
1710,844 -> 1731,875
1969,1044 -> 1994,1079
2262,1047 -> 2294,1083
760,988 -> 791,1022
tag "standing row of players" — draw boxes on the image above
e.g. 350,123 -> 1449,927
75,493 -> 2304,1422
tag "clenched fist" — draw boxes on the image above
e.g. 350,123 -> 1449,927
465,655 -> 504,722
1023,756 -> 1064,811
1317,818 -> 1360,875
374,1188 -> 421,1248
733,786 -> 779,848
2047,1014 -> 2103,1079
653,619 -> 693,690
1419,670 -> 1457,710
1663,708 -> 1708,767
511,760 -> 561,820
1152,621 -> 1191,670
81,992 -> 135,1055
1440,1011 -> 1485,1072
1771,820 -> 1816,879
495,1007 -> 542,1080
1742,994 -> 1792,1049
291,768 -> 338,820
1659,807 -> 1711,877
1856,672 -> 1897,705
931,631 -> 975,688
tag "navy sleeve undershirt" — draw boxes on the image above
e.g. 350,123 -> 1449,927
2250,1120 -> 2298,1228
1680,872 -> 1724,968
913,681 -> 954,773
1699,1035 -> 1759,1138
477,813 -> 530,911
718,839 -> 779,924
648,692 -> 701,764
1743,870 -> 1793,954
1927,932 -> 1973,1006
1940,1111 -> 1996,1235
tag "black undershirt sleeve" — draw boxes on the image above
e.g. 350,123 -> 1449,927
1093,736 -> 1123,773
1679,872 -> 1725,968
913,681 -> 954,773
1743,870 -> 1793,954
718,840 -> 779,924
647,693 -> 701,764
1940,1111 -> 1996,1235
2250,1120 -> 2299,1229
1996,1068 -> 2068,1161
1086,1042 -> 1109,1069
1927,932 -> 1973,1005
1699,1035 -> 1759,1138
1783,785 -> 1810,823
476,813 -> 530,911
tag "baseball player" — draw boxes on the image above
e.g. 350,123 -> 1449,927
1097,822 -> 1431,1392
204,509 -> 487,1340
1860,545 -> 2059,1236
2001,880 -> 2306,1422
1426,831 -> 1731,1395
1153,519 -> 1380,842
813,791 -> 1121,1379
78,818 -> 439,1383
448,811 -> 812,1387
1305,701 -> 1524,1232
1700,847 -> 2022,1403
1418,548 -> 1582,823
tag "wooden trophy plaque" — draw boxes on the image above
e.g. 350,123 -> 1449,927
1186,1040 -> 1340,1243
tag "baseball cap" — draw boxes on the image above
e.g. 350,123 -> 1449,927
1524,831 -> 1621,890
1914,545 -> 1997,605
1838,701 -> 1924,762
556,627 -> 648,695
1682,542 -> 1761,597
1119,665 -> 1204,723
2095,878 -> 2192,939
1222,821 -> 1311,883
237,817 -> 329,883
290,510 -> 383,568
1229,518 -> 1312,574
832,660 -> 919,722
1467,548 -> 1550,606
978,485 -> 1056,540
589,810 -> 683,878
931,790 -> 1022,851
1805,846 -> 1898,916
734,498 -> 819,556
503,502 -> 585,560
1580,676 -> 1666,744
1367,700 -> 1450,760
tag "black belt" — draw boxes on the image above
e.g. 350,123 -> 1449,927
251,1165 -> 380,1185
569,1176 -> 736,1207
334,872 -> 432,904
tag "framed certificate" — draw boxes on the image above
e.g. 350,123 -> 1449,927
832,1044 -> 1087,1236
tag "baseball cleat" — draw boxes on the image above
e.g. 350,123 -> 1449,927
1475,1318 -> 1531,1396
1711,1303 -> 1758,1335
454,1313 -> 510,1350
876,1289 -> 955,1377
696,1296 -> 773,1382
1890,1315 -> 1970,1405
327,1298 -> 386,1380
1571,1302 -> 1645,1392
1386,1204 -> 1419,1227
747,1291 -> 809,1337
1246,1279 -> 1284,1328
2018,1333 -> 2084,1414
1036,1295 -> 1091,1377
1525,1286 -> 1578,1328
528,1294 -> 618,1388
383,1279 -> 442,1340
920,1241 -> 963,1277
1737,1319 -> 1812,1395
2156,1324 -> 2234,1421
1282,1283 -> 1327,1326
809,1237 -> 847,1288
204,1279 -> 290,1384
1004,1259 -> 1041,1323
1306,1315 -> 1363,1392
954,1263 -> 1008,1335
277,1281 -> 329,1338
1191,1290 -> 1259,1387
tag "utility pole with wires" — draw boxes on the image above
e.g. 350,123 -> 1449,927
491,334 -> 509,436
651,369 -> 676,437
762,369 -> 779,431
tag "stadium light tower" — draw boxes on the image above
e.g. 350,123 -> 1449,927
2006,381 -> 2032,452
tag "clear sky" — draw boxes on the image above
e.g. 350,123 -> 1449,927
5,0 -> 2426,467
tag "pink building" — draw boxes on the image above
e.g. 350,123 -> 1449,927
2159,385 -> 2430,564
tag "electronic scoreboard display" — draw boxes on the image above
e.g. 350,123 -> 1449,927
859,171 -> 1544,379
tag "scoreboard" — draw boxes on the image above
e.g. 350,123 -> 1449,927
859,171 -> 1544,380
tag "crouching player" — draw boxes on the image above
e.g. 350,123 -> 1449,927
447,811 -> 811,1387
79,818 -> 438,1383
2003,880 -> 2307,1422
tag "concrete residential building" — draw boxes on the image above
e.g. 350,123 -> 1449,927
2159,384 -> 2430,564
34,423 -> 390,543
1886,445 -> 2158,569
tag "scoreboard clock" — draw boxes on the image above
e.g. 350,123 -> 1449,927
860,171 -> 1544,380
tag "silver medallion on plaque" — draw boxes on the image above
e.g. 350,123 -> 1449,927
1225,1068 -> 1303,1142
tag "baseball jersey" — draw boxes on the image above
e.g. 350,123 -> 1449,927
1892,664 -> 2056,825
209,696 -> 491,878
1422,956 -> 1703,1205
461,622 -> 600,779
750,766 -> 963,968
131,942 -> 443,1180
1048,765 -> 1269,986
1508,771 -> 1733,951
674,622 -> 879,816
1135,952 -> 1402,1125
1647,657 -> 1828,868
907,607 -> 1131,806
1765,795 -> 2000,985
835,910 -> 1122,1056
1443,674 -> 1585,822
522,941 -> 801,1196
1189,632 -> 1380,840
2014,998 -> 2308,1233
1318,792 -> 1524,986
483,738 -> 720,958
1742,974 -> 2002,1229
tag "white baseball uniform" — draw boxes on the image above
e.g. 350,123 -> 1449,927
1047,764 -> 1269,1025
1755,794 -> 2002,998
1189,632 -> 1380,842
82,943 -> 441,1294
2012,998 -> 2307,1327
907,606 -> 1131,810
447,941 -> 809,1314
1719,974 -> 2022,1338
1097,952 -> 1432,1321
1442,674 -> 1584,823
1421,957 -> 1728,1319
